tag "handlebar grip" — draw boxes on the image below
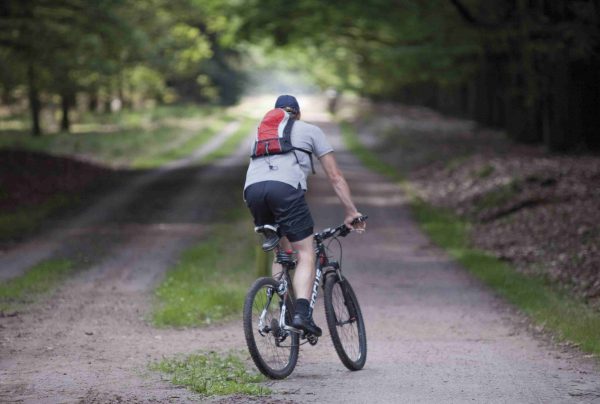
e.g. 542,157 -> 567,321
351,215 -> 368,225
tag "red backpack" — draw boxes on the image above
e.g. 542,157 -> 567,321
251,108 -> 314,172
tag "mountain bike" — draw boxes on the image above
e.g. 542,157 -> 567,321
243,216 -> 368,379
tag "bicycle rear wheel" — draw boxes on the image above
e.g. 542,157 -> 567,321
324,273 -> 367,370
243,277 -> 299,379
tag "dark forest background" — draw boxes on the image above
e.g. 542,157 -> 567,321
1,0 -> 599,152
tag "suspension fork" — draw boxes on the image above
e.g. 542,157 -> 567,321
324,260 -> 358,321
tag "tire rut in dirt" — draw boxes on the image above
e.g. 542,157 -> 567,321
324,273 -> 367,371
243,277 -> 299,379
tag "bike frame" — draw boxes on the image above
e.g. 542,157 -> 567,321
266,233 -> 342,337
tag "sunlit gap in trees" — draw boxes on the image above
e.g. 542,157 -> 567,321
237,60 -> 330,120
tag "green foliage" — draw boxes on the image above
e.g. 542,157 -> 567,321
235,0 -> 477,95
0,259 -> 73,313
0,0 -> 245,135
152,213 -> 256,327
150,351 -> 269,396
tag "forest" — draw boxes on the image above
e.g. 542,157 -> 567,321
1,0 -> 599,152
1,1 -> 600,401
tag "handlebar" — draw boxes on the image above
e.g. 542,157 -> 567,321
314,215 -> 368,242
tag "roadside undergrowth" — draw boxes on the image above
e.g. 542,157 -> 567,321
0,193 -> 80,240
152,209 -> 256,327
0,259 -> 73,314
341,121 -> 600,356
150,351 -> 269,397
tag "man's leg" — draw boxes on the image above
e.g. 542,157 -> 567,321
290,235 -> 315,300
272,235 -> 315,300
290,235 -> 321,336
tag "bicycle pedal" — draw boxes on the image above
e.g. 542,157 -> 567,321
306,334 -> 318,346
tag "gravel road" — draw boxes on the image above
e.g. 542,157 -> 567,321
1,99 -> 599,403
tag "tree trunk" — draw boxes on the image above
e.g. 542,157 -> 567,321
89,90 -> 98,112
27,62 -> 41,136
60,91 -> 71,132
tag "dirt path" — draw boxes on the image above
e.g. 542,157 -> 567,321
1,99 -> 600,403
262,113 -> 600,403
0,123 -> 251,402
0,121 -> 241,283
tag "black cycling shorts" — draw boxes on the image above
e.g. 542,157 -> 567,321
244,181 -> 314,242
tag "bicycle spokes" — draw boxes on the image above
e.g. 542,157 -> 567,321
244,278 -> 300,379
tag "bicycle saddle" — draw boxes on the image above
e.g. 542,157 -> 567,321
255,224 -> 280,252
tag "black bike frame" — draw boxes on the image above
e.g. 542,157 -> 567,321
272,238 -> 339,335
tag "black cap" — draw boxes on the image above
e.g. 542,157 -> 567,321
274,95 -> 300,113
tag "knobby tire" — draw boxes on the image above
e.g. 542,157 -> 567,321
243,277 -> 299,379
324,273 -> 367,370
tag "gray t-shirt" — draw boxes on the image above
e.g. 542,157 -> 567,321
244,120 -> 333,191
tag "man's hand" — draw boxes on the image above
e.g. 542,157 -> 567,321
345,212 -> 366,233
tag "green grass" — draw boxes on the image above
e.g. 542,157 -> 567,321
472,163 -> 495,179
0,259 -> 73,313
0,105 -> 228,167
150,351 -> 269,396
132,116 -> 233,168
0,193 -> 79,240
340,122 -> 403,182
202,118 -> 255,163
341,121 -> 600,356
412,201 -> 600,355
474,180 -> 522,211
152,213 -> 256,327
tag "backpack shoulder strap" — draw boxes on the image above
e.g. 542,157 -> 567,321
284,118 -> 316,174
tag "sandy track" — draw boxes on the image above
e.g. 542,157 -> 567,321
1,103 -> 600,403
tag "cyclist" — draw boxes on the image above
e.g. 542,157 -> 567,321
244,94 -> 365,336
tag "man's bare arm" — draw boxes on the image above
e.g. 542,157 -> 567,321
319,153 -> 365,229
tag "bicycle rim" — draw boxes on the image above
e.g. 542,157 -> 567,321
324,274 -> 367,370
243,277 -> 299,379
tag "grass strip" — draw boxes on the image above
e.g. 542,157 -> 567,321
340,121 -> 600,356
202,118 -> 255,164
132,119 -> 229,168
0,105 -> 227,167
412,201 -> 600,355
0,259 -> 73,313
152,212 -> 256,327
340,122 -> 403,182
150,351 -> 269,396
0,193 -> 80,240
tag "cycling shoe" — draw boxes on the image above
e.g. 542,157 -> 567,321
292,313 -> 322,337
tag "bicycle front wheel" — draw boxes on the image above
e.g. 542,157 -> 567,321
324,273 -> 367,370
243,277 -> 299,379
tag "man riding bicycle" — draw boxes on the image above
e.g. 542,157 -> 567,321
244,94 -> 365,337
